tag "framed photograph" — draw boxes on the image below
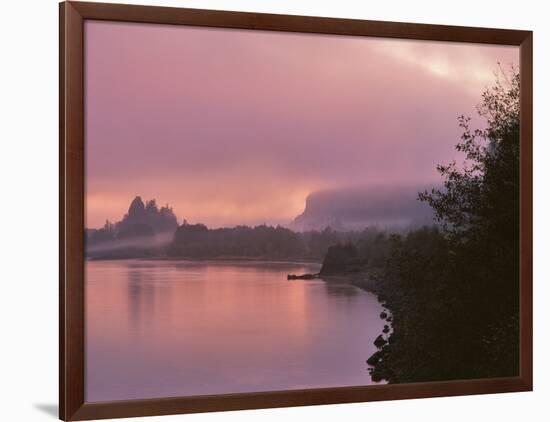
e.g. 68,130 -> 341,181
59,1 -> 532,420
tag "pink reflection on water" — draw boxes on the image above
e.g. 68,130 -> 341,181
85,260 -> 386,401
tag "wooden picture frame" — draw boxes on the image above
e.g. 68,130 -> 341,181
60,1 -> 532,420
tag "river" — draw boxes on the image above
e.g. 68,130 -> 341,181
85,259 -> 386,401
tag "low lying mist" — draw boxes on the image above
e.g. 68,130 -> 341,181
291,184 -> 436,232
86,231 -> 175,255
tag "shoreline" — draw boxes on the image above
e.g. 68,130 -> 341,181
320,271 -> 394,383
320,272 -> 379,294
88,255 -> 323,265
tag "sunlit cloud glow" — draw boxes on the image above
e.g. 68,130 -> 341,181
85,21 -> 518,229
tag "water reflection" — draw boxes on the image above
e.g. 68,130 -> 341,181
86,260 -> 385,402
322,282 -> 360,298
127,267 -> 156,330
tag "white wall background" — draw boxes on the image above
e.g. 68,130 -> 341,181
0,0 -> 547,421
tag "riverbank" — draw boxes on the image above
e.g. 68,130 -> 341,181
89,255 -> 323,265
320,271 -> 394,383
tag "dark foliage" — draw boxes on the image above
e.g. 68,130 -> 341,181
86,196 -> 179,258
378,68 -> 520,382
322,68 -> 520,383
320,243 -> 363,275
167,222 -> 400,262
168,223 -> 307,259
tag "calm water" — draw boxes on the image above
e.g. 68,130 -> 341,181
85,260 -> 386,402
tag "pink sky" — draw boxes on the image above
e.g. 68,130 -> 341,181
85,20 -> 518,229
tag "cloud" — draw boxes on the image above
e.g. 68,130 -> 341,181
84,21 -> 518,229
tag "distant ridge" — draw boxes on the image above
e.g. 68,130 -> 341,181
86,196 -> 178,258
290,185 -> 435,232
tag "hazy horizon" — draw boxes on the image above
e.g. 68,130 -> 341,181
85,20 -> 518,229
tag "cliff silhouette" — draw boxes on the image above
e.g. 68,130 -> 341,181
86,196 -> 178,258
290,185 -> 435,232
